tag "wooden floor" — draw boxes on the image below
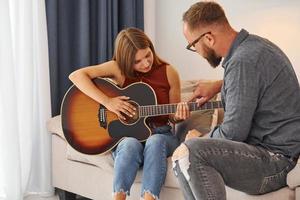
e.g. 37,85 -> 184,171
25,194 -> 90,200
25,195 -> 59,200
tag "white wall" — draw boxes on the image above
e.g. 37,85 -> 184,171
144,0 -> 300,81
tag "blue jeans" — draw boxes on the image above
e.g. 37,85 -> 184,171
173,138 -> 297,200
112,125 -> 179,199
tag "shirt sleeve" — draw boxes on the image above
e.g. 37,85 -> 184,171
210,60 -> 260,141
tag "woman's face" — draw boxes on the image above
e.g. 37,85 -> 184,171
133,47 -> 153,73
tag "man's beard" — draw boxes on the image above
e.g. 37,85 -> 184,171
203,44 -> 222,68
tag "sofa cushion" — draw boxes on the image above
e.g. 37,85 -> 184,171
226,186 -> 294,200
66,136 -> 179,188
180,80 -> 198,102
287,160 -> 300,189
180,79 -> 221,100
175,110 -> 214,143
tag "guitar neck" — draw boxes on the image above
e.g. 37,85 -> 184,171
139,101 -> 223,117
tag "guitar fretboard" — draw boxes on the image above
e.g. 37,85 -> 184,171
139,101 -> 223,117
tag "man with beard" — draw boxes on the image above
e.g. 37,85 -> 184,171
172,1 -> 300,200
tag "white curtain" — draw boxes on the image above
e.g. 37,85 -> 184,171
0,0 -> 53,199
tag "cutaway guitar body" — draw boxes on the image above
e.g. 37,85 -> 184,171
61,78 -> 156,155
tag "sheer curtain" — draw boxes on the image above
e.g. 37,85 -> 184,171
0,0 -> 53,199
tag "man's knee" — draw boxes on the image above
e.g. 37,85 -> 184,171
172,144 -> 191,181
172,143 -> 189,161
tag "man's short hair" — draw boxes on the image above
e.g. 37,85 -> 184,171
183,1 -> 228,31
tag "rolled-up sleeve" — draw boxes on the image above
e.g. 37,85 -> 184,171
210,60 -> 260,142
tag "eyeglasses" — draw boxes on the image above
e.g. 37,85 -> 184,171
186,31 -> 211,52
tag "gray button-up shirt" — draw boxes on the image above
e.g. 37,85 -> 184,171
210,29 -> 300,158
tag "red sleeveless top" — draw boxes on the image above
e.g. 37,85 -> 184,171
123,64 -> 170,127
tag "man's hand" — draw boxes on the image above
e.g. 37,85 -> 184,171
188,80 -> 223,106
185,129 -> 203,141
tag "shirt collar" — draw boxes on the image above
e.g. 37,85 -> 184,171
222,29 -> 249,68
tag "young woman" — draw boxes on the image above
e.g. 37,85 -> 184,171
69,27 -> 189,200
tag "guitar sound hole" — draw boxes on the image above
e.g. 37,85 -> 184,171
120,100 -> 139,125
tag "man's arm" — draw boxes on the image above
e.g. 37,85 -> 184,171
188,80 -> 223,105
210,61 -> 259,141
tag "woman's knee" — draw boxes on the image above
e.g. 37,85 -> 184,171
145,134 -> 166,149
117,137 -> 143,155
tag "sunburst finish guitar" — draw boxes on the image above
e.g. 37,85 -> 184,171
61,78 -> 223,155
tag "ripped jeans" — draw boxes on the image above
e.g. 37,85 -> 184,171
112,125 -> 179,199
173,138 -> 297,200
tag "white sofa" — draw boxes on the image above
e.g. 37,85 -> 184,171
47,80 -> 300,200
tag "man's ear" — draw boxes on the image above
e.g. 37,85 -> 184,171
204,33 -> 215,47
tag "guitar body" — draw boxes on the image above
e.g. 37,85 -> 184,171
61,78 -> 157,155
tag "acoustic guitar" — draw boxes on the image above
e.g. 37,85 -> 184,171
61,78 -> 223,155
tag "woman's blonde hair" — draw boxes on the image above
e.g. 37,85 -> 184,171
113,27 -> 167,78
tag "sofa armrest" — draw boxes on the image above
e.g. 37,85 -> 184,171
47,115 -> 65,140
47,115 -> 115,172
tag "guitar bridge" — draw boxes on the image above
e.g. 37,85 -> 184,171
98,105 -> 107,129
